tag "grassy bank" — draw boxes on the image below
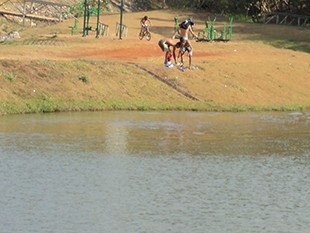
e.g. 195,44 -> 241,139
0,59 -> 307,115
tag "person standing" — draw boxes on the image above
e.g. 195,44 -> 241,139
172,18 -> 197,69
172,18 -> 198,41
178,37 -> 193,71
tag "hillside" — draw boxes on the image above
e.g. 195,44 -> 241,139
0,10 -> 310,114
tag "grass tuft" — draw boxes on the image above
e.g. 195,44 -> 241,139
3,72 -> 18,82
79,75 -> 89,84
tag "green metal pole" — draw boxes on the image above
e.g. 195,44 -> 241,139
174,16 -> 179,31
229,16 -> 233,41
119,0 -> 124,39
82,0 -> 87,37
96,0 -> 100,38
86,3 -> 90,36
222,23 -> 226,40
210,24 -> 214,41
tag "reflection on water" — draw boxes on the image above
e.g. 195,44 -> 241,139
0,111 -> 309,233
1,111 -> 310,156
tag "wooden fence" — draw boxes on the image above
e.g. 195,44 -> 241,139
263,12 -> 310,27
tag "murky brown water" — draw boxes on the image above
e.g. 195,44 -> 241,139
0,111 -> 309,233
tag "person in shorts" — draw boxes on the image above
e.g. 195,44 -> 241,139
172,18 -> 198,66
178,37 -> 193,70
158,39 -> 181,68
140,16 -> 151,34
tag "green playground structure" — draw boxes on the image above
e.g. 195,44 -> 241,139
81,0 -> 102,37
67,0 -> 103,37
197,16 -> 233,42
67,0 -> 125,39
68,2 -> 83,35
173,16 -> 180,38
174,16 -> 179,33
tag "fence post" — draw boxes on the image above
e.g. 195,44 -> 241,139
119,0 -> 124,39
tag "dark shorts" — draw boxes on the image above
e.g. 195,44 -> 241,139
181,45 -> 192,56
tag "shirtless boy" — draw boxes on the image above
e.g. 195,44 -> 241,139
140,16 -> 151,34
173,18 -> 198,57
158,38 -> 181,67
173,18 -> 198,41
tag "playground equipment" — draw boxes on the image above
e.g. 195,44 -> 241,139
197,16 -> 233,42
70,0 -> 105,38
174,16 -> 179,35
117,0 -> 128,39
116,22 -> 128,38
173,16 -> 180,39
67,0 -> 126,39
69,18 -> 79,35
68,2 -> 83,35
98,22 -> 109,37
81,0 -> 102,37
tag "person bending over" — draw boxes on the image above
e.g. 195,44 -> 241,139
158,38 -> 181,68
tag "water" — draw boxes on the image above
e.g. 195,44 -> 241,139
0,111 -> 309,233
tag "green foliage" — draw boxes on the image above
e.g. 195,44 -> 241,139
3,72 -> 17,82
132,0 -> 164,10
79,75 -> 89,84
164,0 -> 310,16
165,0 -> 190,9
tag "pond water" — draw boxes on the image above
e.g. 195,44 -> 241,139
0,111 -> 309,233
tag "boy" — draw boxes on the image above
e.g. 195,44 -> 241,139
178,37 -> 193,70
158,39 -> 181,68
172,18 -> 197,69
140,16 -> 151,34
172,18 -> 198,41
